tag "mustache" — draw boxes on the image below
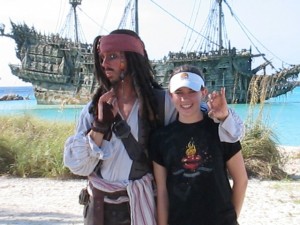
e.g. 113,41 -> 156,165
103,67 -> 114,72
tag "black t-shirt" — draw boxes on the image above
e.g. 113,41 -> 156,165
149,115 -> 241,225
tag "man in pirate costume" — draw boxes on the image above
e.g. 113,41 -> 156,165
64,29 -> 244,225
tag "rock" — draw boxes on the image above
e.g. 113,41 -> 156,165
0,94 -> 25,101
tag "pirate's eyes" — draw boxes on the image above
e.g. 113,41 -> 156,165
108,53 -> 118,60
101,53 -> 120,61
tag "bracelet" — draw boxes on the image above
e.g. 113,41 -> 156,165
91,119 -> 111,134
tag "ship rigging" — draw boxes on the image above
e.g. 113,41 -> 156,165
2,0 -> 299,104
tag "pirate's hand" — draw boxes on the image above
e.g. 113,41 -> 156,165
97,90 -> 117,123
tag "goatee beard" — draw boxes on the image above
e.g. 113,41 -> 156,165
110,79 -> 122,89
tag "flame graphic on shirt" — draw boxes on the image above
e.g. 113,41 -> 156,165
181,139 -> 202,171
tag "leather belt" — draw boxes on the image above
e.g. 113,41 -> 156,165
103,190 -> 128,200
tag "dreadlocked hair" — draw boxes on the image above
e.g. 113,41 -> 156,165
89,35 -> 110,116
90,29 -> 163,129
125,51 -> 163,127
121,30 -> 164,129
92,35 -> 111,90
122,43 -> 164,151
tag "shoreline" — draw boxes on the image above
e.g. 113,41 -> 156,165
279,145 -> 300,149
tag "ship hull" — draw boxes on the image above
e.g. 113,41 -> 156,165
9,45 -> 299,105
153,50 -> 299,104
8,29 -> 98,104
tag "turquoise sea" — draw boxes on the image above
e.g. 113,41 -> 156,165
0,86 -> 299,147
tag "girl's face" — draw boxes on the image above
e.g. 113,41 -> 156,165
170,87 -> 207,123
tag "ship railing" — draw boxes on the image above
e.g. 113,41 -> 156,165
163,48 -> 252,62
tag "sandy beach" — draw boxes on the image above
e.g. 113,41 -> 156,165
0,146 -> 299,225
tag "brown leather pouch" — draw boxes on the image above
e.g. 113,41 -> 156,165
84,185 -> 104,225
79,187 -> 89,205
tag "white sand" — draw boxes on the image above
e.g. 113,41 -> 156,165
0,146 -> 299,225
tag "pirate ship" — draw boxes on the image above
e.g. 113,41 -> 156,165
2,0 -> 300,104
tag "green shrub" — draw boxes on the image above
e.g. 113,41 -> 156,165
242,121 -> 287,180
0,115 -> 76,178
242,75 -> 289,180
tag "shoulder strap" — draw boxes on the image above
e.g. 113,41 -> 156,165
93,89 -> 166,180
94,114 -> 151,180
114,114 -> 151,180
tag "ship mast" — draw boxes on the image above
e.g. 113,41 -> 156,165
69,0 -> 82,43
118,0 -> 139,34
218,0 -> 223,54
134,0 -> 139,34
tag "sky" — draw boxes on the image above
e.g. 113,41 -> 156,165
0,0 -> 300,86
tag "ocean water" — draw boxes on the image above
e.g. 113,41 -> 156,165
0,86 -> 300,147
0,86 -> 84,123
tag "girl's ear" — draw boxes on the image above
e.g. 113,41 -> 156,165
201,87 -> 208,97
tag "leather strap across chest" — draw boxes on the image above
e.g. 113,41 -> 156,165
113,113 -> 151,180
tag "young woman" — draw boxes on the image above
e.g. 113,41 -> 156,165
150,65 -> 248,225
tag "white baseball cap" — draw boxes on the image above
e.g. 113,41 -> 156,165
169,72 -> 205,93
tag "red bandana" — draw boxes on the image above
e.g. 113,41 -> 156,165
98,33 -> 145,56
